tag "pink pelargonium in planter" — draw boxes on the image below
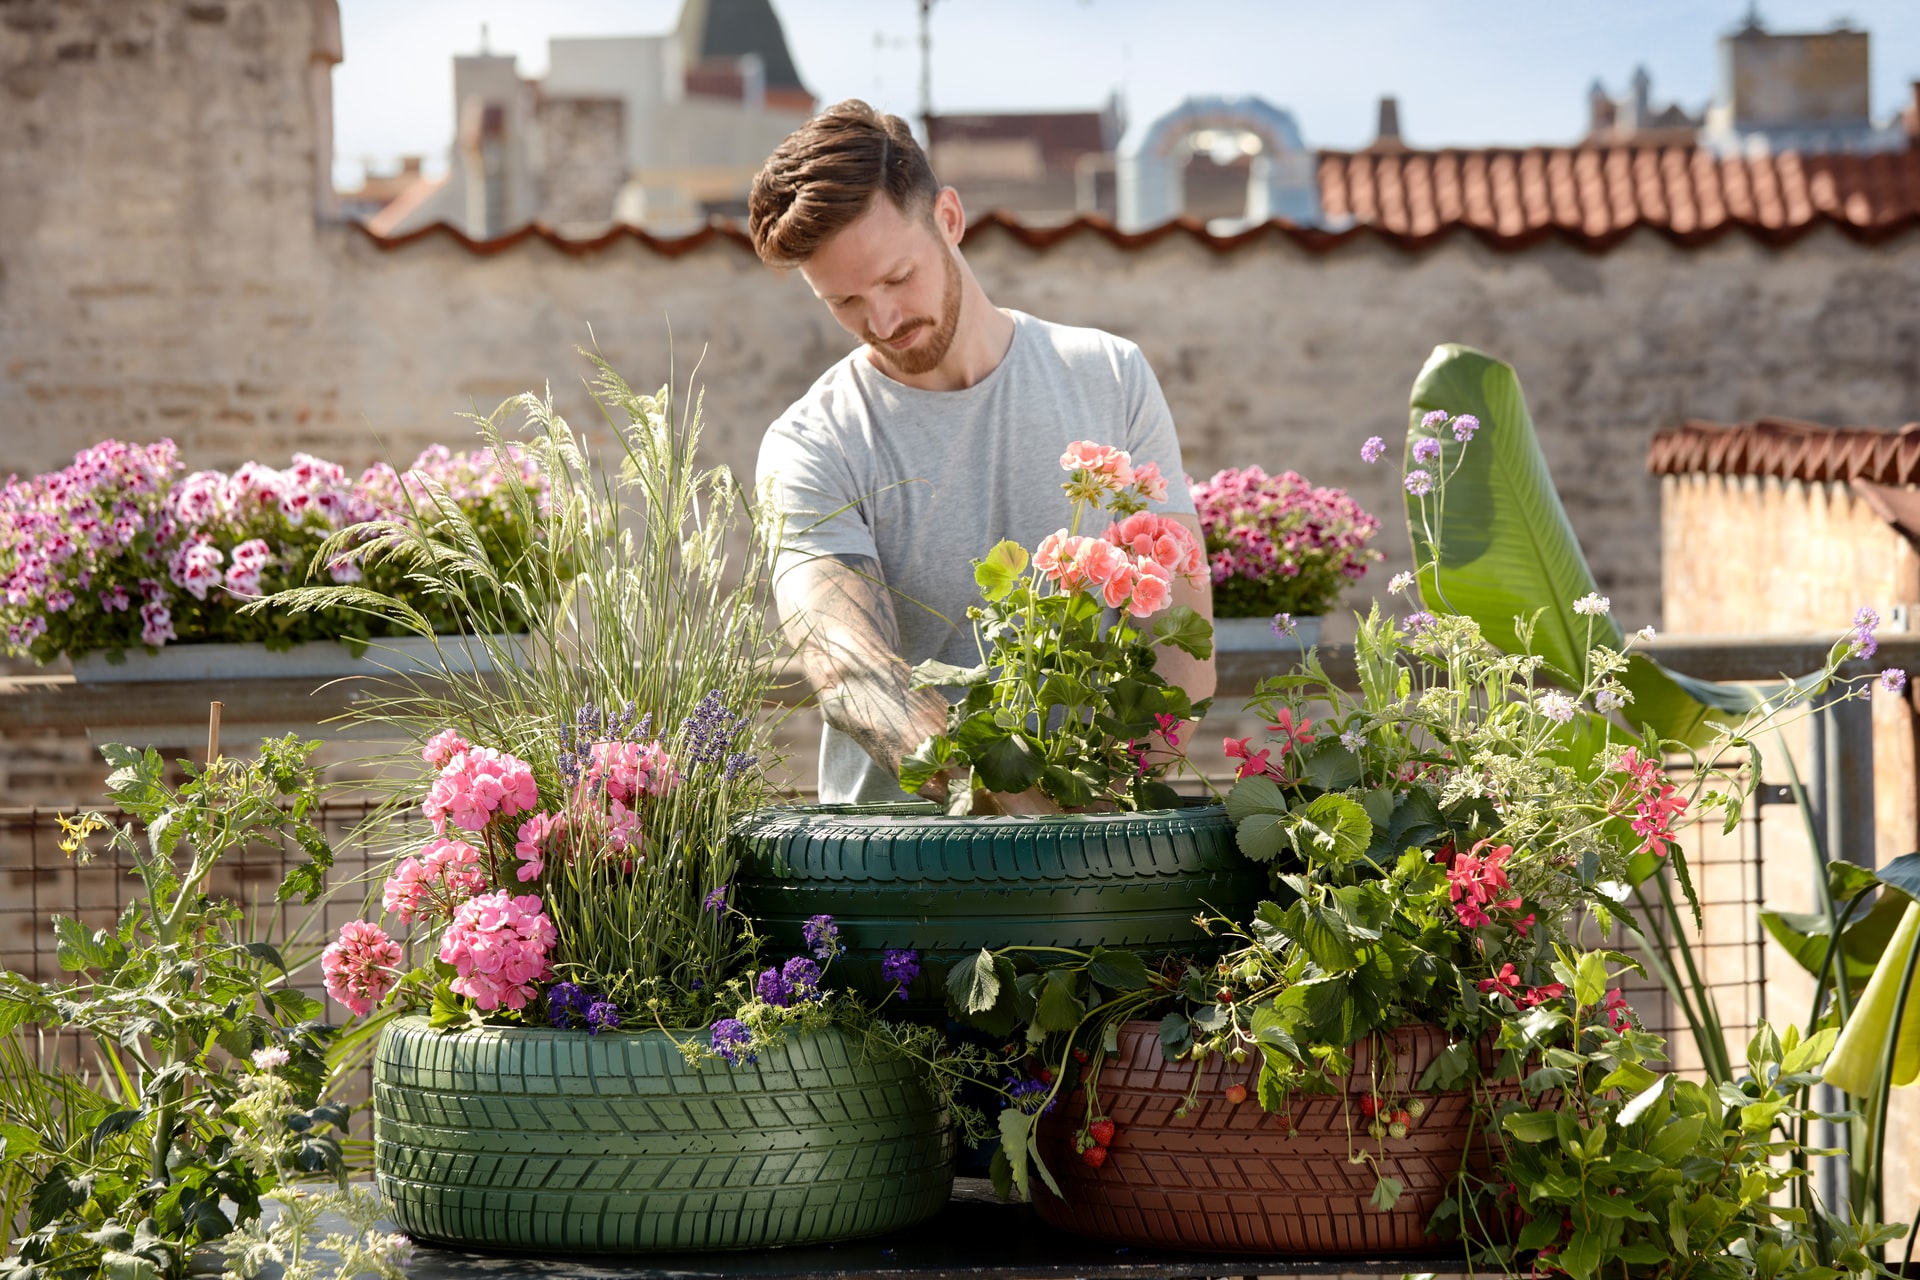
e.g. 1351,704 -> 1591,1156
1190,465 -> 1382,619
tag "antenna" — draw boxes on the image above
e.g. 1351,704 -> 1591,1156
480,22 -> 491,54
917,0 -> 935,144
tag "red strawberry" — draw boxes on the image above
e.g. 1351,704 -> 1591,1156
1088,1118 -> 1116,1147
1395,1109 -> 1412,1127
1072,1048 -> 1090,1064
1217,988 -> 1235,1003
1081,1144 -> 1109,1170
1038,1066 -> 1054,1083
1225,1083 -> 1249,1105
1360,1094 -> 1380,1118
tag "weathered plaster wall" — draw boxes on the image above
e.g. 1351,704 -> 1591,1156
9,4 -> 1920,637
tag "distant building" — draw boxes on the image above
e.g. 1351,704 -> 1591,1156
1701,15 -> 1908,156
927,99 -> 1124,222
1585,68 -> 1703,147
366,0 -> 814,239
1586,14 -> 1910,156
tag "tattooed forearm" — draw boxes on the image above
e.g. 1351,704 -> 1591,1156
776,554 -> 950,781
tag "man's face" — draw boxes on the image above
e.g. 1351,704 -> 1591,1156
799,191 -> 964,378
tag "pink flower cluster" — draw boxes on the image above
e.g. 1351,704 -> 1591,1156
1036,532 -> 1178,617
1190,466 -> 1382,615
1059,441 -> 1175,513
1444,841 -> 1524,929
437,890 -> 557,1012
2,439 -> 178,653
423,744 -> 539,834
382,836 -> 488,924
322,919 -> 404,1016
1,439 -> 552,662
586,739 -> 678,804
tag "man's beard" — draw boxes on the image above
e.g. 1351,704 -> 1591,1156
864,251 -> 963,377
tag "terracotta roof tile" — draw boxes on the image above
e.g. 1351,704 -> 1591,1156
1317,143 -> 1920,246
1648,419 -> 1920,484
357,141 -> 1920,257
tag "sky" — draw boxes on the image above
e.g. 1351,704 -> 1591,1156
331,0 -> 1920,187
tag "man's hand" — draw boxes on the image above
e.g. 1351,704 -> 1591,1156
776,553 -> 950,793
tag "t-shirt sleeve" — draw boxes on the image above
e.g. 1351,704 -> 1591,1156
756,416 -> 879,587
1117,341 -> 1197,515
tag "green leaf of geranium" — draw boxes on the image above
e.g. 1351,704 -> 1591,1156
910,659 -> 990,690
899,734 -> 956,792
1150,605 -> 1213,659
1503,1110 -> 1561,1143
974,732 -> 1044,795
975,541 -> 1030,602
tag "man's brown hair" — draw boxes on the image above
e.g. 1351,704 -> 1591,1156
749,99 -> 939,267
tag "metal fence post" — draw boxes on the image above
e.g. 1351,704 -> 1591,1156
1809,687 -> 1877,1217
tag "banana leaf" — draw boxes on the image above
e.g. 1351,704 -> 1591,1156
1404,344 -> 1759,748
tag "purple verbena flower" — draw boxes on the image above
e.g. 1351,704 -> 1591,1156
711,1018 -> 754,1064
1406,611 -> 1436,632
702,885 -> 728,913
880,949 -> 920,999
1006,1076 -> 1055,1115
755,965 -> 792,1008
584,999 -> 620,1036
1360,436 -> 1386,464
1269,612 -> 1295,638
1404,470 -> 1433,497
1453,414 -> 1480,442
1420,410 -> 1448,430
782,955 -> 823,1001
1412,438 -> 1442,464
546,980 -> 589,1029
1882,668 -> 1908,694
802,914 -> 840,961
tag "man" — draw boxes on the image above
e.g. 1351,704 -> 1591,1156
749,100 -> 1213,806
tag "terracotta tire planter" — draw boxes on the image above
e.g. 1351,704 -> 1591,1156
1035,1019 -> 1496,1256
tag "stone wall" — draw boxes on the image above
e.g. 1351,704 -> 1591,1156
9,5 -> 1920,643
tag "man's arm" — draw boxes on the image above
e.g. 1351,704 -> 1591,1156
1158,511 -> 1217,705
775,553 -> 951,789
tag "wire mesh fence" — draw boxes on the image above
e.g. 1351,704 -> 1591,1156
0,766 -> 1783,1144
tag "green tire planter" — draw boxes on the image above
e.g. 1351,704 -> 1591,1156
373,1016 -> 954,1253
732,802 -> 1264,1000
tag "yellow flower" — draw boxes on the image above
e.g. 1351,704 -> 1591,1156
55,811 -> 106,860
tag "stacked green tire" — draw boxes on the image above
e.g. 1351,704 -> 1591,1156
732,802 -> 1264,1001
373,1017 -> 953,1252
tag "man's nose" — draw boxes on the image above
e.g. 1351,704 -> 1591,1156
867,297 -> 903,338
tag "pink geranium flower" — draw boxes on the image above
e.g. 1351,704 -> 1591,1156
438,891 -> 556,1012
322,920 -> 403,1017
422,745 -> 539,834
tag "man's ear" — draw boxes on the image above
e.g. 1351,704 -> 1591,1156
932,186 -> 966,246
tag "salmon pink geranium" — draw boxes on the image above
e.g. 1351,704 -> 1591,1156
901,440 -> 1215,813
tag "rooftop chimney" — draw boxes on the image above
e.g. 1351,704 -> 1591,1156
1371,95 -> 1405,152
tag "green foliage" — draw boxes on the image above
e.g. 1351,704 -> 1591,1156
0,739 -> 364,1280
1445,977 -> 1898,1279
900,469 -> 1211,812
1403,343 -> 1763,749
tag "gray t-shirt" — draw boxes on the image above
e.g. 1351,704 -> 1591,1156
757,309 -> 1195,803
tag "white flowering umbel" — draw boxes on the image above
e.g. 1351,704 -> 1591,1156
221,1187 -> 412,1280
219,1070 -> 412,1280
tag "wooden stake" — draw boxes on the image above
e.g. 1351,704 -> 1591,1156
206,700 -> 223,767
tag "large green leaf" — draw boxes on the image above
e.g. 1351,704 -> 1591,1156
1405,344 -> 1757,747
